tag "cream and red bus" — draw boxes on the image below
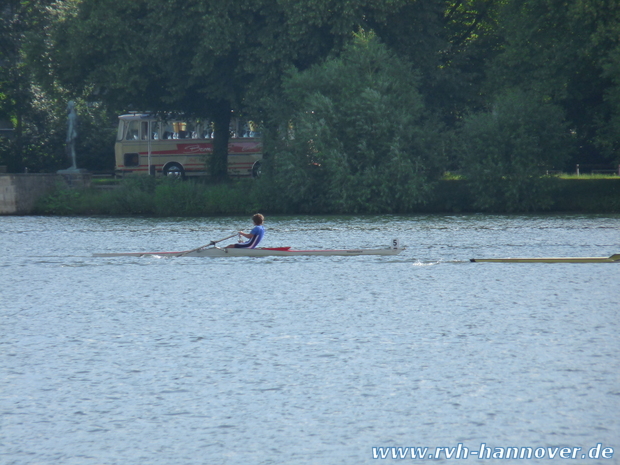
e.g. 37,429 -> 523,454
114,113 -> 262,178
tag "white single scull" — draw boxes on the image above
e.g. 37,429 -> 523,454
94,240 -> 404,258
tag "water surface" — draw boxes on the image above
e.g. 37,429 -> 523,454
1,214 -> 619,464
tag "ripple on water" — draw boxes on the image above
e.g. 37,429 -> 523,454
1,214 -> 619,464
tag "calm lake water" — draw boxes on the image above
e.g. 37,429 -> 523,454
1,214 -> 619,464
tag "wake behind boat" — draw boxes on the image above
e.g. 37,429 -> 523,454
94,239 -> 404,258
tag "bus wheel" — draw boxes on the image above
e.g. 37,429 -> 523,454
252,161 -> 262,178
164,163 -> 185,179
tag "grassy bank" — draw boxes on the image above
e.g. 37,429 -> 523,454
32,176 -> 620,216
551,178 -> 620,212
414,178 -> 620,213
33,177 -> 268,216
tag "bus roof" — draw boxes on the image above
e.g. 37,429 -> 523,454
118,113 -> 153,121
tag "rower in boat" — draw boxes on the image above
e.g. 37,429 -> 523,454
225,213 -> 265,249
93,238 -> 404,258
93,220 -> 404,258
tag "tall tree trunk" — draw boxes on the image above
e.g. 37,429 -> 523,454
211,100 -> 231,181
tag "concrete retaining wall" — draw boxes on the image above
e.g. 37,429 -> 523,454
0,173 -> 91,215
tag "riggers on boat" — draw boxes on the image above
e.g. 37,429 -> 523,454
94,239 -> 405,258
470,254 -> 620,263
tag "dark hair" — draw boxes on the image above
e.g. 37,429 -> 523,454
252,213 -> 264,225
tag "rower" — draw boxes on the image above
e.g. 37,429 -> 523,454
225,213 -> 265,249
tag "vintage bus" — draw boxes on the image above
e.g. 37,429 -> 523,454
114,113 -> 262,178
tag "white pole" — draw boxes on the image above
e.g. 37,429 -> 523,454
148,119 -> 152,176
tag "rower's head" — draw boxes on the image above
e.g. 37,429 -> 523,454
252,213 -> 264,225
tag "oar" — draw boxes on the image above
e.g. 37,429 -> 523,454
176,233 -> 237,257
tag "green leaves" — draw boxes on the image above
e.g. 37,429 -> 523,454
488,0 -> 620,166
8,0 -> 616,211
268,32 -> 444,213
457,89 -> 572,211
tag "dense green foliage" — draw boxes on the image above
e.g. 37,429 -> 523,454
487,0 -> 620,165
266,32 -> 445,213
0,1 -> 117,173
3,0 -> 620,213
33,176 -> 620,215
457,89 -> 572,211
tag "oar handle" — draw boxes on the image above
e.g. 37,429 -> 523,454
177,233 -> 237,257
209,233 -> 238,247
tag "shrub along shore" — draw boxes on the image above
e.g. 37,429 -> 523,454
33,176 -> 620,216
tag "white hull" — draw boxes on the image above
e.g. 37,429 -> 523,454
94,246 -> 404,258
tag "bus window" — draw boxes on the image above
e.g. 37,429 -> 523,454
248,121 -> 261,138
186,121 -> 200,139
232,119 -> 261,138
117,121 -> 126,141
151,121 -> 160,140
141,121 -> 149,140
125,120 -> 140,140
124,153 -> 139,167
161,121 -> 175,139
197,121 -> 213,139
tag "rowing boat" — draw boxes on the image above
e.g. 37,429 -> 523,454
470,254 -> 620,263
94,241 -> 404,258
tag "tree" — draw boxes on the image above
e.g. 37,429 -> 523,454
486,0 -> 620,167
267,32 -> 445,213
457,89 -> 572,211
0,0 -> 62,172
370,0 -> 505,126
43,0 -> 412,179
